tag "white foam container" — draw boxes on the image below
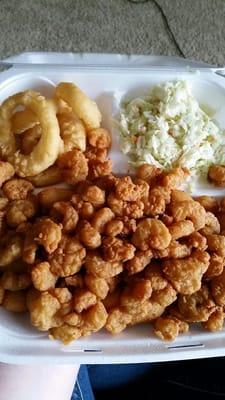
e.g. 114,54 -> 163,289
1,52 -> 225,364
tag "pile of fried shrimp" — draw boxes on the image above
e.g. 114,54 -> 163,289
0,83 -> 225,344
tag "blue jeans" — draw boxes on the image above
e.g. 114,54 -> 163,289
71,358 -> 225,400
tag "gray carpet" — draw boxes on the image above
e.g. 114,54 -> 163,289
0,0 -> 224,66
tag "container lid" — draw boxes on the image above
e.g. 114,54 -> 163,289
1,52 -> 223,73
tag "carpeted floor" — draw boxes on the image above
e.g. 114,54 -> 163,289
0,0 -> 224,66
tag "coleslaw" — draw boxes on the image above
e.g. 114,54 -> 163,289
118,80 -> 225,183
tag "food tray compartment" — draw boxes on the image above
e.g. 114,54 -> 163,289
0,53 -> 225,364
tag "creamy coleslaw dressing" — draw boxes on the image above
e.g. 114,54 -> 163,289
119,80 -> 225,187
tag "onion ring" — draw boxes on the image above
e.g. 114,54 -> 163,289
55,82 -> 102,131
57,111 -> 86,152
11,108 -> 39,134
0,90 -> 61,177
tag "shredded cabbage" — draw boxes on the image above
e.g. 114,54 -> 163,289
118,80 -> 225,182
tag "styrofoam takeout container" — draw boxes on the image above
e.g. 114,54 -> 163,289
1,52 -> 225,364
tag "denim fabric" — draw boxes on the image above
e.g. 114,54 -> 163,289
71,358 -> 225,400
71,365 -> 95,400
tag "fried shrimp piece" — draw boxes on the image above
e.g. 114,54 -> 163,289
38,187 -> 73,209
154,241 -> 191,259
50,202 -> 78,233
170,199 -> 206,230
207,234 -> 225,257
85,147 -> 107,162
200,212 -> 220,236
82,301 -> 108,335
3,290 -> 27,312
2,178 -> 34,200
0,161 -> 15,187
106,283 -> 154,333
91,207 -> 115,233
27,165 -> 63,187
132,218 -> 171,251
0,271 -> 31,291
154,316 -> 189,341
161,167 -> 189,188
104,219 -> 124,236
23,218 -> 62,263
144,263 -> 168,291
49,235 -> 86,277
133,179 -> 150,200
136,164 -> 162,185
204,253 -> 224,280
6,195 -> 38,227
107,193 -> 144,219
73,289 -> 97,313
168,220 -> 194,240
125,250 -> 153,275
211,268 -> 225,306
57,111 -> 86,152
185,232 -> 207,251
120,279 -> 152,309
208,164 -> 225,187
88,159 -> 112,179
81,185 -> 105,207
119,217 -> 137,236
71,194 -> 95,220
51,288 -> 72,304
195,196 -> 219,213
170,189 -> 192,203
31,262 -> 57,291
151,283 -> 177,308
62,312 -> 81,327
49,325 -> 82,343
84,251 -> 123,278
105,308 -> 132,334
102,237 -> 135,262
79,221 -> 101,249
84,275 -> 109,299
57,149 -> 88,185
144,186 -> 171,217
106,299 -> 165,334
163,250 -> 210,294
51,301 -> 108,344
0,234 -> 23,267
32,218 -> 61,253
115,176 -> 144,202
203,308 -> 225,332
27,289 -> 61,331
178,285 -> 216,322
87,128 -> 111,149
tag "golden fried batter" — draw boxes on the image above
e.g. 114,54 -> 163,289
2,178 -> 33,200
49,235 -> 86,277
57,149 -> 88,185
102,237 -> 135,262
163,250 -> 210,294
132,218 -> 171,251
